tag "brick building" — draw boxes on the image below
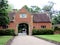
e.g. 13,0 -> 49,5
8,7 -> 52,35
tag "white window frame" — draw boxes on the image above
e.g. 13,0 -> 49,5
41,25 -> 46,28
20,14 -> 27,18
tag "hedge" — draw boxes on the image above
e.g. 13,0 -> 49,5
0,29 -> 15,36
54,27 -> 60,31
32,29 -> 54,35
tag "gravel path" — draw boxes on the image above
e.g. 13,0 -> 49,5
10,35 -> 56,45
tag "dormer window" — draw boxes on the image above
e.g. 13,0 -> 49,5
10,16 -> 15,22
20,14 -> 27,18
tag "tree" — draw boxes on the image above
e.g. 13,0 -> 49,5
23,5 -> 30,12
23,5 -> 41,13
42,1 -> 55,19
31,6 -> 41,13
7,4 -> 14,12
43,1 -> 54,11
0,0 -> 10,28
52,13 -> 60,25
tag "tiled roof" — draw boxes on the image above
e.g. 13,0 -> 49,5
8,9 -> 51,23
32,13 -> 51,23
8,12 -> 16,21
8,9 -> 18,21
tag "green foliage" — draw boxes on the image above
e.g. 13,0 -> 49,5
42,1 -> 54,12
23,5 -> 30,12
52,16 -> 57,25
32,29 -> 54,35
0,29 -> 15,36
35,35 -> 60,42
52,14 -> 60,24
23,5 -> 41,13
0,36 -> 12,45
7,4 -> 13,12
31,6 -> 41,13
42,1 -> 55,19
0,0 -> 10,27
18,30 -> 22,33
54,27 -> 60,31
43,5 -> 52,11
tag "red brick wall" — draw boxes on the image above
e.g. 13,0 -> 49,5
8,7 -> 33,35
33,23 -> 52,29
15,8 -> 32,24
0,26 -> 2,29
8,7 -> 52,35
8,22 -> 16,30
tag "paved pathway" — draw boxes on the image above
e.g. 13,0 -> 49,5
18,33 -> 27,36
10,35 -> 56,45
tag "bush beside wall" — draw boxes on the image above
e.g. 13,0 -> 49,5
0,29 -> 15,36
54,27 -> 60,31
54,27 -> 60,34
32,29 -> 54,35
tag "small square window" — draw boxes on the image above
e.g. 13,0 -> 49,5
41,25 -> 46,28
20,14 -> 27,18
11,16 -> 15,22
33,26 -> 35,28
12,17 -> 14,20
2,25 -> 8,29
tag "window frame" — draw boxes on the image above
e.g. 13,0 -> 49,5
41,25 -> 46,28
20,13 -> 27,18
33,26 -> 35,28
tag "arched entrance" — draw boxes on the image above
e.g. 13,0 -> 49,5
18,23 -> 29,35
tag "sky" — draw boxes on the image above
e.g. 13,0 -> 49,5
8,0 -> 60,10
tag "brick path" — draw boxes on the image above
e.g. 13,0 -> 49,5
10,35 -> 56,45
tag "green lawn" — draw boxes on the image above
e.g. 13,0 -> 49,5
0,36 -> 13,45
35,35 -> 60,42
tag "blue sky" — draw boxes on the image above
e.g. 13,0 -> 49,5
8,0 -> 60,10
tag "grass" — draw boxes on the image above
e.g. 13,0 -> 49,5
35,34 -> 60,42
0,36 -> 13,45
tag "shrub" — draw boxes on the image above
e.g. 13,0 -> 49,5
0,29 -> 15,36
0,29 -> 5,35
32,29 -> 54,35
54,27 -> 60,34
18,30 -> 22,33
54,27 -> 60,31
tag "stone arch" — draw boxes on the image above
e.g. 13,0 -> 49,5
18,23 -> 29,35
16,22 -> 31,35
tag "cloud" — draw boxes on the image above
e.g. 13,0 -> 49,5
8,0 -> 60,10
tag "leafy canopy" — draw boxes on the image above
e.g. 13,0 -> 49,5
0,0 -> 10,27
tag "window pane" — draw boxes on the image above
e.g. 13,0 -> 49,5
20,14 -> 27,18
41,25 -> 46,28
33,26 -> 35,28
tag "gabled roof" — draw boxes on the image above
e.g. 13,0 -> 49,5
32,13 -> 51,23
8,7 -> 51,23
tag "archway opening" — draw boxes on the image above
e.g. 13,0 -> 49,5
18,23 -> 29,35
